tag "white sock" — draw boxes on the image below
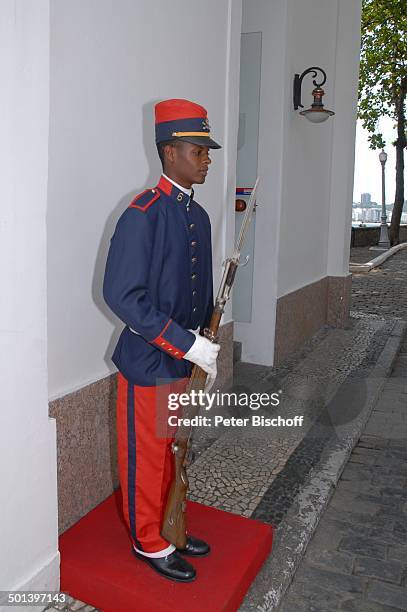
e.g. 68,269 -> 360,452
133,543 -> 176,558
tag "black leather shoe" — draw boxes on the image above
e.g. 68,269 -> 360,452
176,535 -> 210,557
132,548 -> 196,582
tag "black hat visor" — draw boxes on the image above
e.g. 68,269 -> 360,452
174,135 -> 222,149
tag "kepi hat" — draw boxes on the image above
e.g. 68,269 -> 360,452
155,98 -> 221,149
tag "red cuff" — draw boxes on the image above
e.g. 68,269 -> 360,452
150,319 -> 185,359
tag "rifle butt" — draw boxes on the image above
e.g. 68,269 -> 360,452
161,480 -> 188,549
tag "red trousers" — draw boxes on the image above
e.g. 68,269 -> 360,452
116,372 -> 188,553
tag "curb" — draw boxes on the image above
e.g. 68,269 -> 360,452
239,319 -> 407,611
350,242 -> 407,272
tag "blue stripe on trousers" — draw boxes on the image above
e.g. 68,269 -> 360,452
127,382 -> 143,550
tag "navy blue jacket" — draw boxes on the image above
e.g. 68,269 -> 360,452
103,175 -> 214,386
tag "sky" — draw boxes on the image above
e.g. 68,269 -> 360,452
353,115 -> 398,205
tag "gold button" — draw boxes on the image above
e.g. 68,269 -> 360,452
177,193 -> 183,201
191,240 -> 197,247
192,290 -> 197,296
193,307 -> 197,312
175,351 -> 179,355
151,189 -> 155,193
189,223 -> 195,230
168,348 -> 173,352
161,342 -> 165,346
191,274 -> 197,280
191,257 -> 197,263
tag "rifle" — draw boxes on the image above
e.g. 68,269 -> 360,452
161,178 -> 260,549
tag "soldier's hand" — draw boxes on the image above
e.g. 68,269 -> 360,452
183,333 -> 220,379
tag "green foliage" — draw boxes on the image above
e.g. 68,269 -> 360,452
358,0 -> 407,149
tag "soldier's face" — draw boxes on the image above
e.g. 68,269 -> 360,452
165,142 -> 211,187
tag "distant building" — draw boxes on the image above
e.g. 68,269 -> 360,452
365,208 -> 381,222
352,207 -> 365,222
361,193 -> 371,205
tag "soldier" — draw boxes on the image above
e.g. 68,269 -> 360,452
103,99 -> 221,582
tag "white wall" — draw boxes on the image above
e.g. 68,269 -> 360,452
0,0 -> 59,601
236,0 -> 361,364
47,0 -> 242,400
326,0 -> 362,276
278,0 -> 361,295
277,0 -> 337,296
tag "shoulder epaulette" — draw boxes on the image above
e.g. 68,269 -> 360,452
128,188 -> 160,212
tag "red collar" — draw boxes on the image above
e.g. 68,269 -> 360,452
156,175 -> 194,204
156,175 -> 173,195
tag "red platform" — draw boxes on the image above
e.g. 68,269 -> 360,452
60,489 -> 273,612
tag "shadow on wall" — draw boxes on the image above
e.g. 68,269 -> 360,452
91,99 -> 164,369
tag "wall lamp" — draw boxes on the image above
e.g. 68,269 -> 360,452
293,66 -> 335,123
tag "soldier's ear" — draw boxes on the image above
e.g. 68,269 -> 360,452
164,142 -> 177,165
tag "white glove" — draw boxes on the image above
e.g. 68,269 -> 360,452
203,365 -> 217,393
184,331 -> 220,392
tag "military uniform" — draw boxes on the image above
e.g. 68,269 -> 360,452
103,99 -> 220,559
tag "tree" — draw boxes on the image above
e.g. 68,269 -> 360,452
358,0 -> 406,245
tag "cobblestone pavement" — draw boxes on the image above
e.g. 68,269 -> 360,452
351,246 -> 407,321
44,595 -> 99,611
350,246 -> 379,264
188,316 -> 394,522
279,336 -> 407,612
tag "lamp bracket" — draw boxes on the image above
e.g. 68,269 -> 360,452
293,66 -> 327,110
